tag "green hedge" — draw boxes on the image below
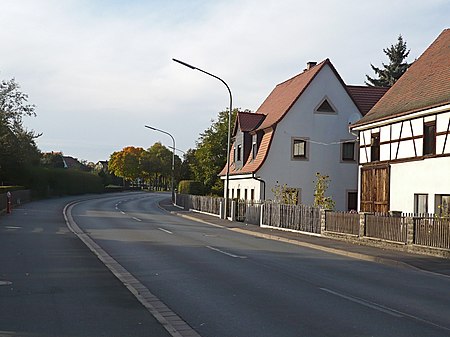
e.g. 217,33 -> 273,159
178,180 -> 203,195
25,167 -> 105,198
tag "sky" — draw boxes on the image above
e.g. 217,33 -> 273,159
0,0 -> 449,163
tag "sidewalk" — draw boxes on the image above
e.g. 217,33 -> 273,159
160,199 -> 450,278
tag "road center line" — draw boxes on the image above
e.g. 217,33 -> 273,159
206,245 -> 247,259
132,217 -> 142,222
158,228 -> 173,234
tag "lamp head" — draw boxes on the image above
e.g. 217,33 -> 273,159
172,58 -> 196,70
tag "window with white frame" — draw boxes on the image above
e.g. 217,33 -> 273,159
292,138 -> 308,159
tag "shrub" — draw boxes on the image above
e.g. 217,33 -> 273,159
178,180 -> 203,195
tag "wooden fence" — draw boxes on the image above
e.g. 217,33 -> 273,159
262,202 -> 321,234
365,212 -> 408,243
414,214 -> 450,249
325,211 -> 360,235
175,194 -> 450,253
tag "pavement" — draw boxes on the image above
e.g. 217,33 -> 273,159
159,199 -> 450,278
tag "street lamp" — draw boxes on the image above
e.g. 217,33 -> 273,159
145,125 -> 175,203
172,58 -> 232,219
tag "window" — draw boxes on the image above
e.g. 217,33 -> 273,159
435,194 -> 450,216
237,144 -> 242,161
315,97 -> 336,114
423,121 -> 436,156
371,133 -> 380,162
244,189 -> 248,201
251,189 -> 255,201
252,142 -> 257,160
347,191 -> 357,211
342,141 -> 355,161
414,194 -> 428,214
236,188 -> 241,200
293,139 -> 307,159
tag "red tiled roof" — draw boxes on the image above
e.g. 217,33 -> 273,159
232,111 -> 265,135
352,28 -> 450,127
346,85 -> 390,116
255,59 -> 329,130
220,129 -> 274,176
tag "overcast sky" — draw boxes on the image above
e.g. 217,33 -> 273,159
0,0 -> 448,162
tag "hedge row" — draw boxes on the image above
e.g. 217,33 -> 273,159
25,167 -> 105,198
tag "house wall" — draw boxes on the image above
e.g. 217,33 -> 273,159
356,108 -> 450,213
227,177 -> 262,201
390,157 -> 450,213
359,110 -> 450,163
256,64 -> 361,210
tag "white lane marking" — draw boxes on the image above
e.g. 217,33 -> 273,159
321,287 -> 450,332
158,228 -> 173,234
320,288 -> 403,317
132,217 -> 142,222
206,246 -> 247,259
0,280 -> 12,286
5,226 -> 21,229
120,211 -> 126,215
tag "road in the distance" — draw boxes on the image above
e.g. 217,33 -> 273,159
70,192 -> 450,337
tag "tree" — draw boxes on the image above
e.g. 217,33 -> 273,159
0,77 -> 41,184
366,35 -> 411,87
313,172 -> 335,210
108,146 -> 145,182
190,108 -> 238,195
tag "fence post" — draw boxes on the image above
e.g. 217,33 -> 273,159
231,200 -> 236,221
358,212 -> 366,238
406,215 -> 414,245
320,209 -> 327,234
219,200 -> 224,219
259,203 -> 264,227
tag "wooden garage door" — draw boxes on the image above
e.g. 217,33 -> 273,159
360,165 -> 390,213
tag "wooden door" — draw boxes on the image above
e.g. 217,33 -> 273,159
360,165 -> 390,213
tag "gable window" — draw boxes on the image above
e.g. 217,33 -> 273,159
292,138 -> 307,159
423,121 -> 436,156
237,144 -> 242,161
371,133 -> 380,162
342,141 -> 355,161
315,97 -> 337,114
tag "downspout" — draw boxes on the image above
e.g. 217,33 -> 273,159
252,173 -> 266,200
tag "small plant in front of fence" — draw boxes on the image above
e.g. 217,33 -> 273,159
313,172 -> 335,210
271,183 -> 299,205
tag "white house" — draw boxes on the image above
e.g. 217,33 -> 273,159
350,29 -> 450,214
219,59 -> 387,210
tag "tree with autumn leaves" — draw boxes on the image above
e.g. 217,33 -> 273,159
108,143 -> 181,190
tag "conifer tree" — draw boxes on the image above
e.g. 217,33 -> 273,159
366,35 -> 411,87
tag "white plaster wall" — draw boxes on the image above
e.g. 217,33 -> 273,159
256,63 -> 360,210
390,157 -> 450,213
228,178 -> 262,200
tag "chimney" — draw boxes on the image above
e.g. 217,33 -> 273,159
306,61 -> 317,70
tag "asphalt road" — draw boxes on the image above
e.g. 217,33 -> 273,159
0,195 -> 171,337
66,192 -> 450,337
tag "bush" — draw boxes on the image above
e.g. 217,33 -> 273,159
178,180 -> 203,195
24,167 -> 104,198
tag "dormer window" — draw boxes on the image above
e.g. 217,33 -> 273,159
237,144 -> 242,161
252,142 -> 257,160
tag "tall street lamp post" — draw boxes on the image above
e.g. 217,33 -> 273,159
172,58 -> 232,219
145,125 -> 175,202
